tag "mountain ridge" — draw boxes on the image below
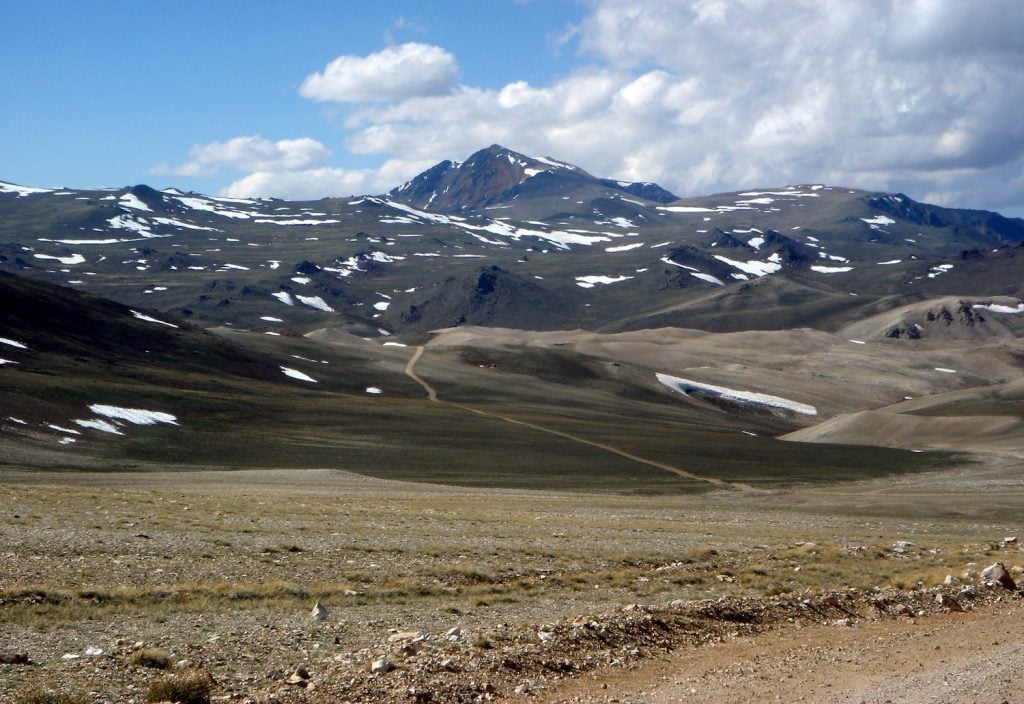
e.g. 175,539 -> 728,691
388,144 -> 678,212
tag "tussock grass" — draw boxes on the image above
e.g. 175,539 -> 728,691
146,669 -> 213,704
128,647 -> 173,670
15,689 -> 88,704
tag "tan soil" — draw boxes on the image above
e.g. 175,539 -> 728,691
541,597 -> 1024,704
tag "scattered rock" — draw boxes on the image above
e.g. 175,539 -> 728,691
981,562 -> 1017,590
370,658 -> 395,674
1003,536 -> 1018,545
445,626 -> 461,641
538,630 -> 555,643
286,667 -> 311,685
310,601 -> 329,620
943,574 -> 960,586
0,652 -> 29,664
936,593 -> 963,612
387,630 -> 421,643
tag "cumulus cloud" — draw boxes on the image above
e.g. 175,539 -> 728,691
159,2 -> 1024,213
165,136 -> 331,178
223,167 -> 374,200
300,43 -> 458,102
321,0 -> 1024,213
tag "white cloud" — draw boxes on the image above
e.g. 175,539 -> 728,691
222,167 -> 374,200
300,43 -> 458,102
326,0 -> 1024,213
165,136 -> 331,178
159,2 -> 1024,213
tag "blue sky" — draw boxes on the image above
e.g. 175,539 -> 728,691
4,1 -> 1024,216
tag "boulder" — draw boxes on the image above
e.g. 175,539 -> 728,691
981,562 -> 1017,590
371,658 -> 395,674
310,601 -> 329,620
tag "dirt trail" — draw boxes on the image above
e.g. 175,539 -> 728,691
541,598 -> 1024,704
404,346 -> 762,492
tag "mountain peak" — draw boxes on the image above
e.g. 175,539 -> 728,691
389,145 -> 677,213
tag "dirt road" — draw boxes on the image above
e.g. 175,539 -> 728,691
404,345 -> 761,491
542,597 -> 1024,704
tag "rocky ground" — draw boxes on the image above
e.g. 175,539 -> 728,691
1,463 -> 1022,703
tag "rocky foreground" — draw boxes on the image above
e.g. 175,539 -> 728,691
4,568 -> 1020,704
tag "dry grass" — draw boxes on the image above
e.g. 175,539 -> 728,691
15,689 -> 88,704
128,648 -> 173,670
145,669 -> 213,704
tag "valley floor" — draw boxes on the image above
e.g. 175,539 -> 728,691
1,455 -> 1022,703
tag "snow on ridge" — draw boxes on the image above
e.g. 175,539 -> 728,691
119,193 -> 152,211
40,238 -> 128,245
171,195 -> 252,219
810,265 -> 854,273
712,254 -> 782,276
656,372 -> 817,415
73,418 -> 124,435
0,337 -> 28,349
657,205 -> 717,213
691,271 -> 725,286
151,217 -> 219,232
130,310 -> 179,328
296,295 -> 334,312
254,218 -> 340,226
90,404 -> 178,425
861,215 -> 896,226
0,182 -> 54,197
606,242 -> 644,252
107,214 -> 156,236
34,253 -> 86,265
281,366 -> 317,383
737,190 -> 819,198
380,197 -> 619,250
575,275 -> 634,288
533,155 -> 577,170
973,302 -> 1024,314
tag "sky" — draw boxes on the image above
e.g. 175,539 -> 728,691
3,0 -> 1024,216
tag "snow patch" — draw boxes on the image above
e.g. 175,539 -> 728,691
972,302 -> 1024,314
712,255 -> 782,276
575,275 -> 634,288
130,310 -> 179,328
0,337 -> 28,349
810,265 -> 854,273
119,193 -> 152,211
281,366 -> 317,383
657,205 -> 716,213
656,373 -> 817,415
605,242 -> 644,253
73,418 -> 123,435
861,215 -> 896,226
35,252 -> 87,265
296,295 -> 334,312
90,404 -> 178,425
0,181 -> 54,197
